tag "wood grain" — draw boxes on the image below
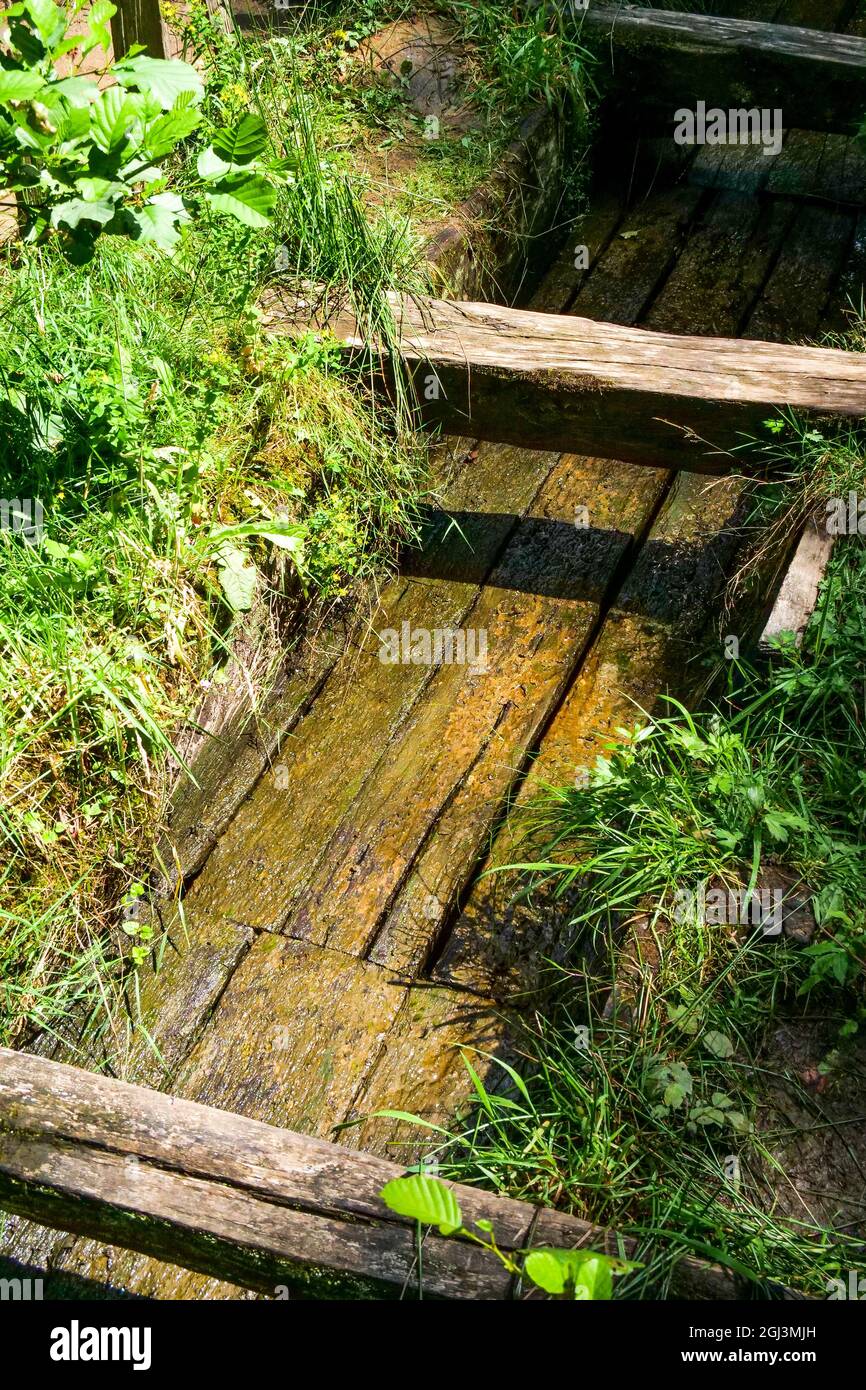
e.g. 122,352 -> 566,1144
0,1048 -> 742,1299
265,286 -> 866,473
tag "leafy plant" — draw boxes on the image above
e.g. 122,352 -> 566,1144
379,1173 -> 633,1299
0,0 -> 281,258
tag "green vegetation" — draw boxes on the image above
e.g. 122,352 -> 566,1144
0,0 -> 285,259
380,1172 -> 635,1298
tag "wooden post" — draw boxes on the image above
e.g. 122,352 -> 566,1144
110,0 -> 169,61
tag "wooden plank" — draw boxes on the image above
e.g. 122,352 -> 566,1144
759,515 -> 835,651
0,1048 -> 742,1299
231,192 -> 700,972
265,286 -> 866,474
110,0 -> 168,59
183,239 -> 595,941
361,187 -> 797,1043
581,5 -> 866,135
432,193 -> 854,1003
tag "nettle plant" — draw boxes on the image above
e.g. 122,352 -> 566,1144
380,1173 -> 634,1300
0,0 -> 280,259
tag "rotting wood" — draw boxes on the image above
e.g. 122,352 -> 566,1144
153,89 -> 570,894
263,286 -> 866,473
581,5 -> 866,137
0,236 -> 604,1299
0,1048 -> 749,1300
432,192 -> 853,1005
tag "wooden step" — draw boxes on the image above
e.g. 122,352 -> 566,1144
266,285 -> 866,473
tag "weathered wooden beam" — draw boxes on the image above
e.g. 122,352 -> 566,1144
760,514 -> 835,653
0,1048 -> 740,1298
264,287 -> 866,474
582,5 -> 866,136
110,0 -> 169,60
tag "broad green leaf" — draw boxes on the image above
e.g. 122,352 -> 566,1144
0,70 -> 45,103
204,172 -> 276,228
144,105 -> 200,159
667,1002 -> 700,1035
216,544 -> 257,613
23,0 -> 66,47
210,520 -> 305,551
212,113 -> 268,165
197,145 -> 233,181
90,87 -> 133,153
571,1254 -> 614,1301
78,0 -> 116,56
379,1174 -> 462,1235
663,1081 -> 688,1109
127,193 -> 188,251
524,1248 -> 615,1300
260,530 -> 303,552
51,75 -> 100,108
74,175 -> 124,202
704,1030 -> 735,1059
114,57 -> 204,110
692,1106 -> 727,1126
50,195 -> 116,229
57,103 -> 92,142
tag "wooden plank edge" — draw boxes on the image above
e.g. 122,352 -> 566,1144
0,1048 -> 748,1300
261,285 -> 866,474
759,514 -> 835,653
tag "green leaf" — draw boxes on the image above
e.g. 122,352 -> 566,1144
204,172 -> 276,228
127,192 -> 188,251
524,1248 -> 615,1300
524,1249 -> 568,1294
0,70 -> 45,103
73,176 -> 123,202
763,809 -> 808,843
379,1174 -> 462,1234
51,75 -> 100,108
23,0 -> 67,47
663,1082 -> 688,1109
50,196 -> 116,229
144,105 -> 200,159
78,0 -> 116,56
90,87 -> 133,153
216,543 -> 257,612
114,57 -> 204,110
212,113 -> 268,164
197,144 -> 233,181
211,520 -> 305,553
704,1030 -> 735,1059
667,1002 -> 700,1035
